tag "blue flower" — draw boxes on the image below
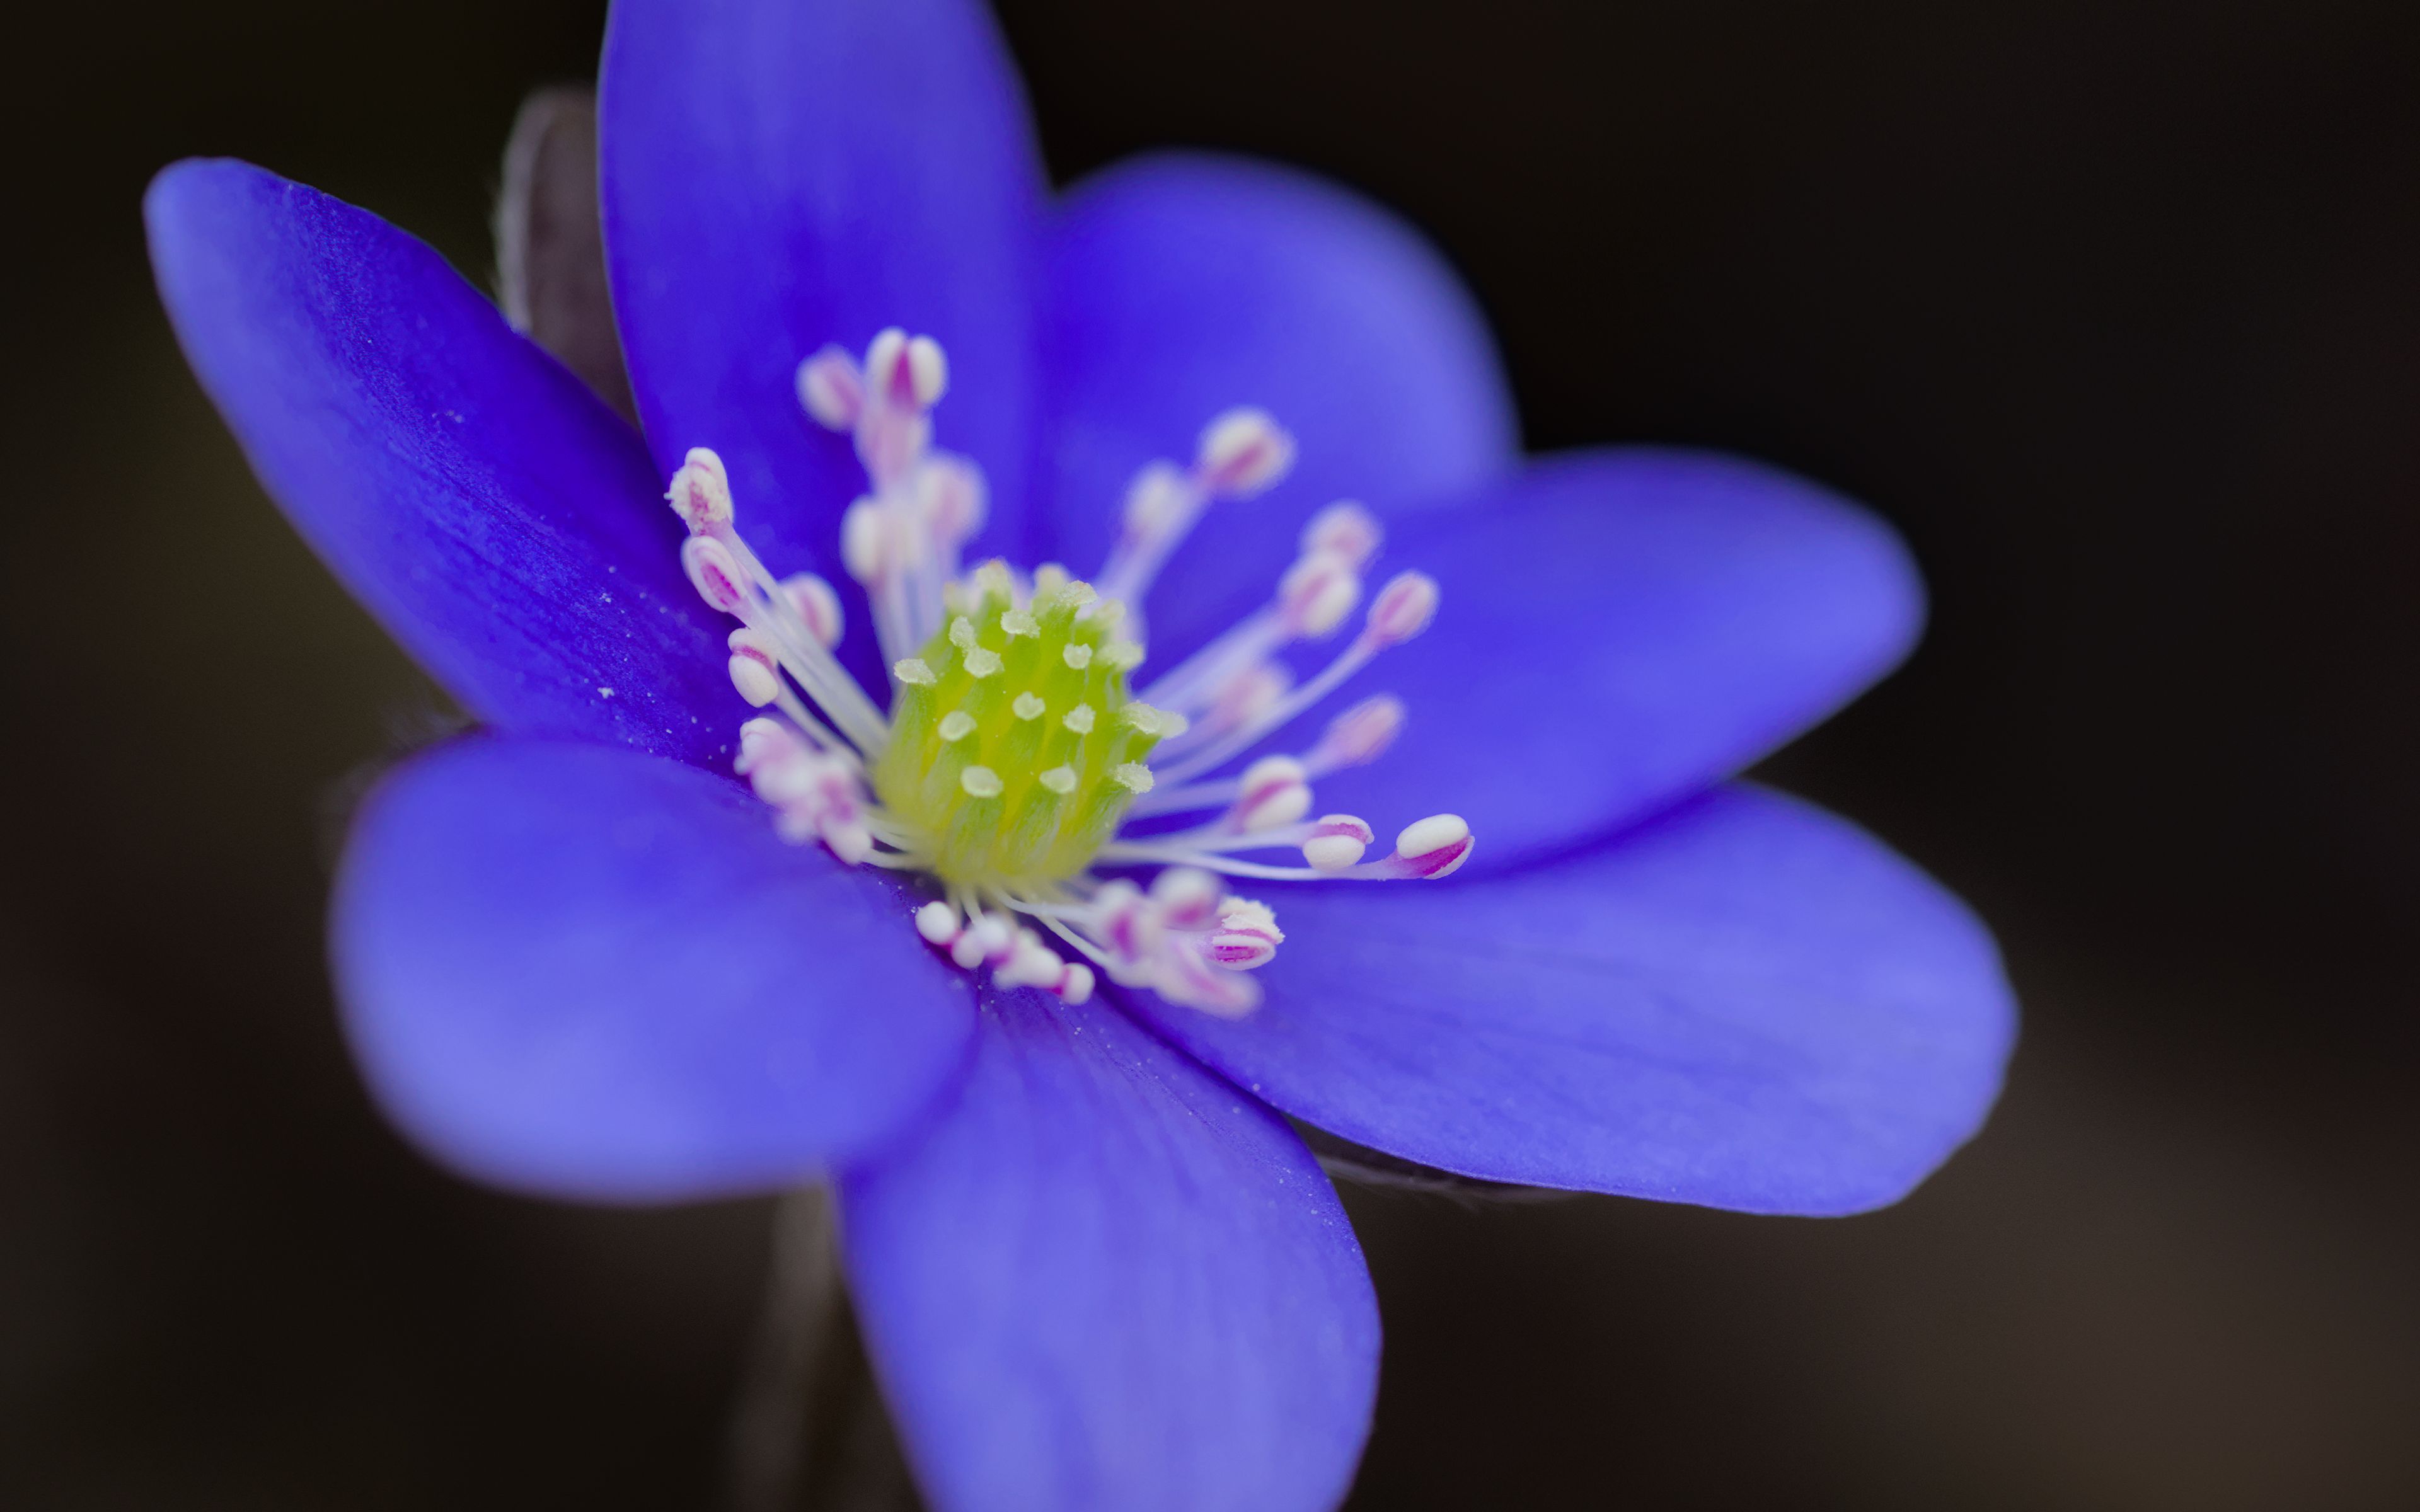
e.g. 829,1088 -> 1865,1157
144,1 -> 2015,1508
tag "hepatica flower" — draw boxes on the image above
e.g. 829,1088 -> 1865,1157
147,1 -> 2015,1507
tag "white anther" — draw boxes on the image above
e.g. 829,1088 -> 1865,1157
726,628 -> 783,707
1363,570 -> 1440,647
1312,695 -> 1405,770
1112,763 -> 1155,794
1233,756 -> 1312,832
1062,643 -> 1093,670
1013,692 -> 1046,720
822,822 -> 873,865
865,328 -> 911,400
949,928 -> 988,970
1302,501 -> 1383,568
949,617 -> 977,650
1151,867 -> 1224,932
1302,814 -> 1375,873
916,900 -> 961,946
905,335 -> 948,408
1206,899 -> 1284,970
1039,766 -> 1077,794
841,498 -> 889,583
780,573 -> 844,648
894,658 -> 936,687
996,933 -> 1065,990
666,447 -> 734,535
1393,813 -> 1473,878
1194,408 -> 1295,496
960,765 -> 1004,799
1119,462 -> 1197,541
1063,705 -> 1096,735
922,455 -> 986,543
1208,662 -> 1291,732
962,647 -> 1002,679
1000,608 -> 1039,638
796,346 -> 865,430
1057,961 -> 1097,1005
681,534 -> 751,615
1102,639 -> 1146,671
1277,550 -> 1362,638
938,711 -> 977,743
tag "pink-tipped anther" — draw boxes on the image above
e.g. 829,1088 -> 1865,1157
1310,695 -> 1405,771
1301,814 -> 1376,873
1390,813 -> 1473,878
1276,550 -> 1362,638
667,447 -> 734,535
780,573 -> 845,648
734,716 -> 797,777
1119,462 -> 1197,546
797,346 -> 865,431
1205,899 -> 1284,970
1194,407 -> 1295,496
1092,879 -> 1161,968
727,627 -> 783,706
1232,756 -> 1313,832
865,328 -> 948,411
1150,866 -> 1225,932
1301,501 -> 1383,568
841,498 -> 892,586
1204,661 -> 1292,735
681,534 -> 751,614
920,454 -> 988,547
1363,570 -> 1440,648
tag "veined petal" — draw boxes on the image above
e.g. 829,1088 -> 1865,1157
838,985 -> 1377,1512
331,738 -> 976,1201
1040,152 -> 1518,660
146,159 -> 731,765
1121,785 -> 2015,1216
601,0 -> 1047,689
1318,447 -> 1926,873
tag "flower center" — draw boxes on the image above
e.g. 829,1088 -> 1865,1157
875,570 -> 1161,888
664,327 -> 1472,1017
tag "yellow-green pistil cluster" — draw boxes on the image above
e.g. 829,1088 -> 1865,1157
873,564 -> 1178,888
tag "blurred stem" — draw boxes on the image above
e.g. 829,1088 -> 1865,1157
726,1188 -> 921,1512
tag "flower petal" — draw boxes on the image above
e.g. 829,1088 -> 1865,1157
1122,784 -> 2015,1216
145,159 -> 730,765
1039,152 -> 1518,660
838,985 -> 1378,1512
331,736 -> 976,1201
1317,447 -> 1926,873
600,0 -> 1047,660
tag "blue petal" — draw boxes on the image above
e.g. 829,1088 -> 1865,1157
1315,447 -> 1926,873
146,159 -> 733,767
331,737 -> 976,1201
1121,786 -> 2014,1216
838,985 -> 1378,1512
601,0 -> 1047,690
1039,152 -> 1518,662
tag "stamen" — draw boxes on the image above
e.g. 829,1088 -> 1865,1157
1100,811 -> 1466,882
684,338 -> 1470,1020
1301,500 -> 1383,569
1150,570 -> 1440,788
1095,408 -> 1296,614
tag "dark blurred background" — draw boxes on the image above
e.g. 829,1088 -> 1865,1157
5,1 -> 2417,1506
